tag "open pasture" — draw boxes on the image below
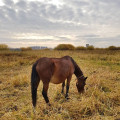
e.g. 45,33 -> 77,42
0,50 -> 120,120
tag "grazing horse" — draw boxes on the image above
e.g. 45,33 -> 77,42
31,56 -> 87,108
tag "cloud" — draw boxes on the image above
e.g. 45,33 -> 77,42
76,34 -> 100,38
0,0 -> 120,48
81,36 -> 120,47
1,0 -> 119,30
3,0 -> 14,6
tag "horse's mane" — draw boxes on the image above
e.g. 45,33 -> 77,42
70,57 -> 83,77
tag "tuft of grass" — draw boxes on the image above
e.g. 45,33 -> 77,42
12,75 -> 29,87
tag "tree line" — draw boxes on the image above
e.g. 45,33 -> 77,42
0,44 -> 120,51
54,44 -> 120,50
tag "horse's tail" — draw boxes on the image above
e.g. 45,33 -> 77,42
31,61 -> 40,108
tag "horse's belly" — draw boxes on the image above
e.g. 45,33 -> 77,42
50,75 -> 64,84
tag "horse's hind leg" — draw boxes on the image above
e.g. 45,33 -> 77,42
61,81 -> 65,94
42,83 -> 50,106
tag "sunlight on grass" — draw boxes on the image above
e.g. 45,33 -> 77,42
0,50 -> 120,120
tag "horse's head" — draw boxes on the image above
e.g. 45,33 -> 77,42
76,76 -> 87,93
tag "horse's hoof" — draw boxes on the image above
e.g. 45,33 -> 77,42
47,103 -> 51,106
65,96 -> 70,100
66,97 -> 70,100
32,106 -> 36,114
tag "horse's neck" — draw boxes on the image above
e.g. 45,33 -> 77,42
70,57 -> 83,78
74,65 -> 83,78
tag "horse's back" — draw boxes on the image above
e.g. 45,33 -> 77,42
35,56 -> 74,84
50,57 -> 74,84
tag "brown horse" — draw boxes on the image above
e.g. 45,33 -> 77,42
31,56 -> 87,108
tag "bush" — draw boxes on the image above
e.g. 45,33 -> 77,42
87,45 -> 94,50
107,46 -> 119,50
117,47 -> 120,50
95,48 -> 104,50
54,44 -> 75,50
75,46 -> 86,50
0,44 -> 9,50
20,47 -> 32,51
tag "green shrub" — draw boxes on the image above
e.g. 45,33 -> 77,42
75,46 -> 86,50
87,45 -> 94,50
107,46 -> 120,50
20,47 -> 32,51
0,44 -> 9,50
95,48 -> 104,50
117,47 -> 120,50
54,44 -> 75,50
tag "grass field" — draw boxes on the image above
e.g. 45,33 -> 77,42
0,50 -> 120,120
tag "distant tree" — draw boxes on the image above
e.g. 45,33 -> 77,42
20,47 -> 32,51
54,44 -> 75,50
107,46 -> 118,50
116,47 -> 120,50
75,46 -> 86,50
95,48 -> 104,50
0,44 -> 9,50
87,45 -> 95,50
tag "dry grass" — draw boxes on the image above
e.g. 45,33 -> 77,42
0,50 -> 120,120
12,75 -> 28,87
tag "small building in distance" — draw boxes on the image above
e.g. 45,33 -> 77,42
30,46 -> 47,50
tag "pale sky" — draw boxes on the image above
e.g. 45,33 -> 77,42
0,0 -> 120,48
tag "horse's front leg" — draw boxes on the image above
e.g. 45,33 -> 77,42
42,83 -> 50,106
61,81 -> 65,94
65,75 -> 72,99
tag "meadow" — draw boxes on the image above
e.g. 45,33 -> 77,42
0,50 -> 120,120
